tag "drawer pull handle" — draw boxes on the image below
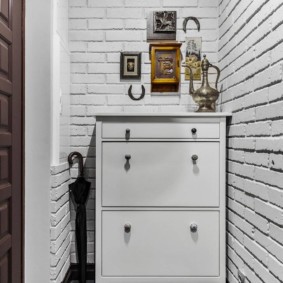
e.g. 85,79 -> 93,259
191,128 -> 197,134
191,154 -> 198,161
125,154 -> 131,161
124,223 -> 131,233
190,223 -> 198,233
125,129 -> 131,140
124,155 -> 131,171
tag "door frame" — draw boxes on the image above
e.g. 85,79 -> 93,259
12,0 -> 24,281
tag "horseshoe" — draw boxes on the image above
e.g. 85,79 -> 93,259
128,85 -> 146,101
183,17 -> 200,33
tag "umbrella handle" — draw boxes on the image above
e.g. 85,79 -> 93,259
68,151 -> 84,177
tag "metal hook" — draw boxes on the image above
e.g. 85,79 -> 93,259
127,85 -> 146,101
68,151 -> 84,177
183,17 -> 200,33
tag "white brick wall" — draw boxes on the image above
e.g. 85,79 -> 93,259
50,163 -> 71,283
66,1 -> 283,280
69,0 -> 219,263
219,0 -> 283,282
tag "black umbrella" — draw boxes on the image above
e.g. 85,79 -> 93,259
68,151 -> 91,283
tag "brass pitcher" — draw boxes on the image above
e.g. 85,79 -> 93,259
185,55 -> 220,112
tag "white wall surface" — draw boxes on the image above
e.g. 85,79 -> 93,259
219,0 -> 283,282
25,0 -> 71,282
52,0 -> 71,165
69,0 -> 219,263
25,0 -> 52,282
50,0 -> 71,282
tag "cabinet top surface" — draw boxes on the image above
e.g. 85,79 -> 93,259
95,112 -> 232,118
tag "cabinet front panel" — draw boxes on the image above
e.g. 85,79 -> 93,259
102,142 -> 219,207
102,211 -> 219,277
102,122 -> 219,139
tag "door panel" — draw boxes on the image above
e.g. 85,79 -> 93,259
0,0 -> 9,23
0,0 -> 23,282
0,254 -> 9,283
0,202 -> 9,237
0,95 -> 9,127
0,150 -> 9,180
102,210 -> 219,277
0,39 -> 10,77
102,142 -> 219,207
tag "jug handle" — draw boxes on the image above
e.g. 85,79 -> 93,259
209,63 -> 220,90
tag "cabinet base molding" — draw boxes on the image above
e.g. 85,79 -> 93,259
62,264 -> 95,283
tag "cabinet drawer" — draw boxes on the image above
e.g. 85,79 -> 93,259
102,142 -> 219,207
102,210 -> 219,277
102,122 -> 219,139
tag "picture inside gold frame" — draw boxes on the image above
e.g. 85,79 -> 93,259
150,43 -> 181,92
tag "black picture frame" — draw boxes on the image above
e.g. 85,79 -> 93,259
120,52 -> 141,80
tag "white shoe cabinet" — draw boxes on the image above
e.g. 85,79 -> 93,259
95,113 -> 230,283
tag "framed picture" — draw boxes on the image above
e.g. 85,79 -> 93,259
153,11 -> 176,33
147,11 -> 176,41
150,43 -> 182,92
185,37 -> 202,81
120,52 -> 141,80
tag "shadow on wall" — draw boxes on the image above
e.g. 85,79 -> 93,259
224,115 -> 231,282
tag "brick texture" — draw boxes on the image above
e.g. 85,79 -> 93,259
219,1 -> 283,282
50,163 -> 71,283
69,0 -> 219,264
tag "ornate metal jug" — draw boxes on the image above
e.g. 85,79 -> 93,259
186,55 -> 220,112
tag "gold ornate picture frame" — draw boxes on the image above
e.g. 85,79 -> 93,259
150,43 -> 182,92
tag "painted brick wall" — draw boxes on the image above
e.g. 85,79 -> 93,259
219,0 -> 283,282
69,0 -> 219,263
50,163 -> 71,283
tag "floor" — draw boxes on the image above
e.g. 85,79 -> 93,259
70,281 -> 93,283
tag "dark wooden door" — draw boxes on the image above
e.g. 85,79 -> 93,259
0,0 -> 23,282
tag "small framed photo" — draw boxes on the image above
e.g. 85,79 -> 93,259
120,52 -> 141,80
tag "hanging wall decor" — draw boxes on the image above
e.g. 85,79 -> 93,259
154,11 -> 176,32
120,52 -> 141,80
150,42 -> 182,92
127,85 -> 146,101
147,11 -> 177,41
185,37 -> 202,81
183,16 -> 200,33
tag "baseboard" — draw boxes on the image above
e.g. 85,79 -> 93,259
62,263 -> 95,282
